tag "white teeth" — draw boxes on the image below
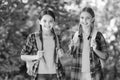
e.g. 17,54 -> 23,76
82,23 -> 88,25
45,26 -> 51,28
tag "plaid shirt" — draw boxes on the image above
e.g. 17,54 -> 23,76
70,31 -> 108,80
21,32 -> 64,80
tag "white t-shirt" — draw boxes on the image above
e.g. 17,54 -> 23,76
38,36 -> 56,74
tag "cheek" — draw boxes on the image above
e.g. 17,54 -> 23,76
79,19 -> 82,24
79,18 -> 82,21
40,21 -> 45,25
86,19 -> 91,24
50,23 -> 55,26
89,18 -> 94,23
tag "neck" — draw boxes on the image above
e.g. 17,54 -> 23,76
83,28 -> 90,35
43,30 -> 53,37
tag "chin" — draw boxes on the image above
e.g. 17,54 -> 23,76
82,24 -> 89,27
46,28 -> 52,31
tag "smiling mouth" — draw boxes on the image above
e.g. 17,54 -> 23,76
82,23 -> 88,25
45,26 -> 51,28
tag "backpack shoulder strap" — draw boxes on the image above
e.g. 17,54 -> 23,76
72,31 -> 79,44
90,28 -> 98,47
56,35 -> 60,49
35,32 -> 42,50
51,28 -> 60,50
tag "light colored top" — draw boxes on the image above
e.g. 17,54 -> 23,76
38,36 -> 56,74
72,29 -> 98,73
81,33 -> 91,72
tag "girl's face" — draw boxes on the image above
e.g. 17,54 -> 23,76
40,14 -> 55,32
79,11 -> 94,29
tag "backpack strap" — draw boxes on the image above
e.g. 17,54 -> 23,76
56,35 -> 61,63
90,28 -> 98,47
36,25 -> 46,64
34,24 -> 43,51
35,33 -> 42,50
90,29 -> 98,46
51,28 -> 60,63
39,25 -> 44,50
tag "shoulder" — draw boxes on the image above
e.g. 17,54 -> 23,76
96,31 -> 105,39
97,31 -> 102,36
28,32 -> 40,38
91,28 -> 104,39
95,31 -> 107,45
27,32 -> 40,42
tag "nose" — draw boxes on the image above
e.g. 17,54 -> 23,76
46,22 -> 50,26
83,18 -> 87,23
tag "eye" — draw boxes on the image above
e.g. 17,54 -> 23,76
43,19 -> 46,23
86,17 -> 91,20
50,20 -> 54,23
88,17 -> 90,19
80,16 -> 84,19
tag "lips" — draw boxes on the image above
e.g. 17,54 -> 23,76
82,23 -> 88,25
44,26 -> 51,28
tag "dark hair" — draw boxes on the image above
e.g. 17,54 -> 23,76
81,7 -> 95,18
39,9 -> 55,21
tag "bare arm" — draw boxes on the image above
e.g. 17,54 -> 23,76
21,55 -> 38,61
21,51 -> 44,61
21,34 -> 43,61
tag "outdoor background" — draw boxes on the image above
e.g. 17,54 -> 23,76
0,0 -> 120,80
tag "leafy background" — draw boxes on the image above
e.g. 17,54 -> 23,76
0,0 -> 120,80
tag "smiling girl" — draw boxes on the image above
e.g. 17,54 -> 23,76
69,7 -> 108,80
21,9 -> 64,80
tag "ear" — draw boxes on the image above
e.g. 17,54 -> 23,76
53,22 -> 57,27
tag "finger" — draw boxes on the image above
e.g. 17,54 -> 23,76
70,40 -> 74,44
38,51 -> 44,53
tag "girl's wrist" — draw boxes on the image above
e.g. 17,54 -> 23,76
93,47 -> 96,52
58,49 -> 64,57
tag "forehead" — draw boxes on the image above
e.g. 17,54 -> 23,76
41,14 -> 54,21
80,11 -> 92,17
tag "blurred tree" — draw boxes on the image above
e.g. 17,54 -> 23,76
103,0 -> 120,79
0,0 -> 29,79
